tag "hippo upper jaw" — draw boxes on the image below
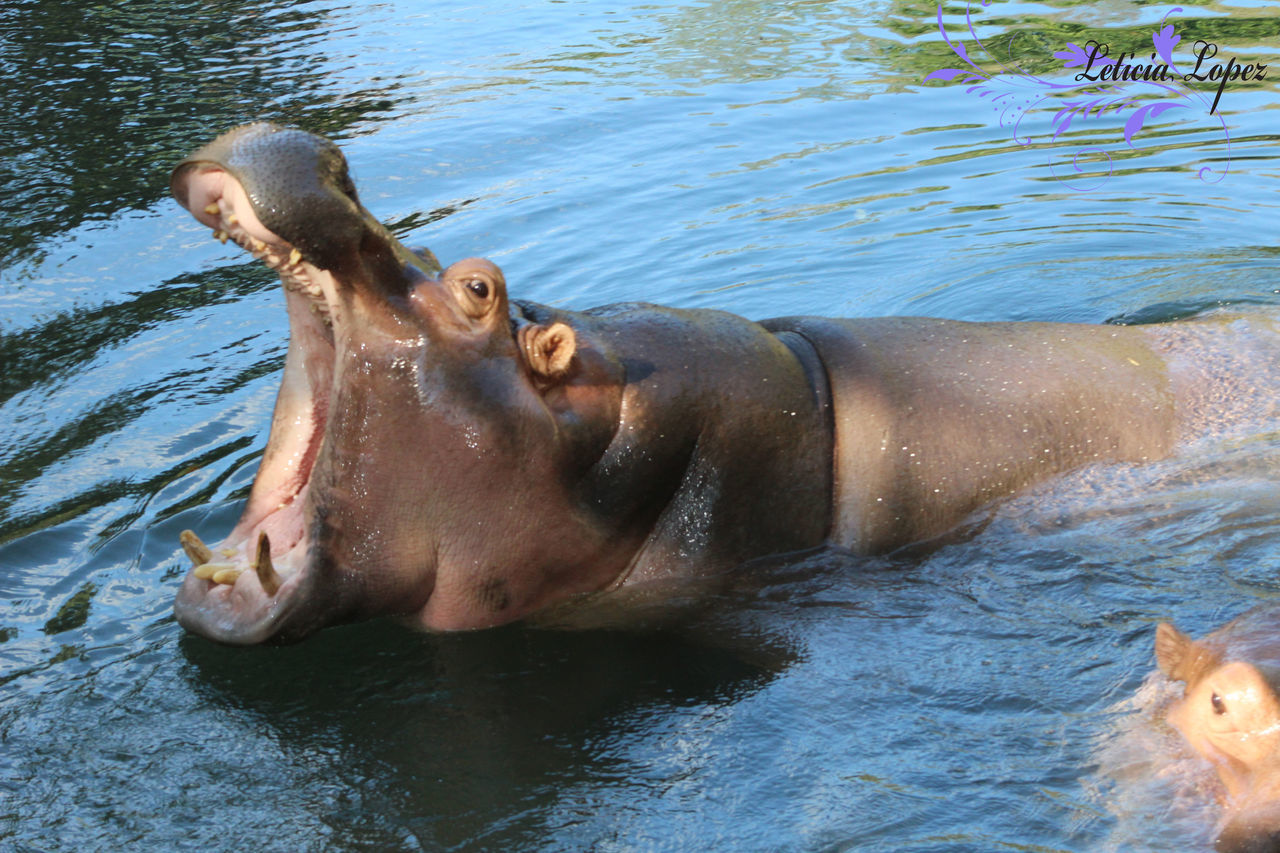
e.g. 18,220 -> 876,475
170,122 -> 441,283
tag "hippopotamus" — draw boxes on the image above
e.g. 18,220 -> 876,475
1157,614 -> 1280,852
168,122 -> 1280,645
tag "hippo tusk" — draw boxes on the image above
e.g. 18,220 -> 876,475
179,529 -> 214,566
255,531 -> 281,596
181,528 -> 281,593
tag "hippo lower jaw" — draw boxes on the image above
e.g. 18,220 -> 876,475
173,164 -> 343,644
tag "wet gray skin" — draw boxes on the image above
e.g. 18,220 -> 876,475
169,123 -> 1280,645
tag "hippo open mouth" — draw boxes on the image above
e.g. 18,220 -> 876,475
169,123 -> 443,643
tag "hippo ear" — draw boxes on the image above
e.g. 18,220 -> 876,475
518,322 -> 577,387
1156,622 -> 1220,685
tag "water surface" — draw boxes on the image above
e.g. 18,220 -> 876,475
4,0 -> 1280,849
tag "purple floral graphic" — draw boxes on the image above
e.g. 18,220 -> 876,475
923,3 -> 1231,188
1152,20 -> 1181,64
1051,95 -> 1138,141
1053,43 -> 1116,70
1124,101 -> 1189,145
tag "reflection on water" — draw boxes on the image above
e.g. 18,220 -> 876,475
3,0 -> 1280,850
0,0 -> 403,275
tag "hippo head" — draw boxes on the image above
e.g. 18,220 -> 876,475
1156,622 -> 1280,851
169,123 -> 629,643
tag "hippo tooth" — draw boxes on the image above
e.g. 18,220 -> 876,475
219,548 -> 237,558
254,531 -> 281,596
288,248 -> 301,266
214,229 -> 229,244
250,237 -> 266,252
203,203 -> 220,215
226,212 -> 240,226
211,567 -> 243,585
193,562 -> 236,580
179,529 -> 214,566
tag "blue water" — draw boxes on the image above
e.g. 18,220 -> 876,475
3,0 -> 1280,849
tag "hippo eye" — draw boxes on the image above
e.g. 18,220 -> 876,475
442,259 -> 504,319
1212,692 -> 1227,715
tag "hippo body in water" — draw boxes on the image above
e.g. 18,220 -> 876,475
169,123 -> 1280,644
1158,615 -> 1280,852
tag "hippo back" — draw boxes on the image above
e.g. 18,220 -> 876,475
763,315 -> 1177,553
